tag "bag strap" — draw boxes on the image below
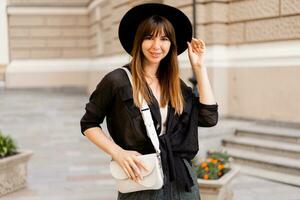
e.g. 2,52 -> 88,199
121,67 -> 161,155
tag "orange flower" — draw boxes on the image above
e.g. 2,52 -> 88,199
218,164 -> 224,170
212,159 -> 218,164
203,174 -> 209,180
205,167 -> 209,171
201,162 -> 208,168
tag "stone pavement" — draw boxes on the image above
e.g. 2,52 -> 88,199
0,88 -> 299,200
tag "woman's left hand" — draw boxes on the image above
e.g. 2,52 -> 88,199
187,38 -> 206,69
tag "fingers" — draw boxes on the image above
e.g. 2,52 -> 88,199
189,38 -> 205,53
123,157 -> 144,182
128,159 -> 142,181
123,161 -> 137,182
187,41 -> 193,53
133,151 -> 142,156
119,151 -> 150,182
192,38 -> 205,46
122,165 -> 131,180
134,157 -> 149,172
132,151 -> 149,172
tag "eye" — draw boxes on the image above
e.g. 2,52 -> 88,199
161,36 -> 169,41
144,35 -> 153,40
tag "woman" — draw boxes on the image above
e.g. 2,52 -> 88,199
80,3 -> 218,200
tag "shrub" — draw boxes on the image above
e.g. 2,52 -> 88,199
192,149 -> 232,180
0,130 -> 18,158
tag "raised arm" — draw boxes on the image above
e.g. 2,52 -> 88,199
187,38 -> 218,127
187,38 -> 216,105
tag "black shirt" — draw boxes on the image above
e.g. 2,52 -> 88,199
80,65 -> 218,191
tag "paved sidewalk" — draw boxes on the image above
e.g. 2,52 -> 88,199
0,88 -> 299,200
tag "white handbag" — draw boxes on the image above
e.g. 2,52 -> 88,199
109,67 -> 164,193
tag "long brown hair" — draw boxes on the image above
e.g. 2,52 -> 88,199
130,15 -> 184,114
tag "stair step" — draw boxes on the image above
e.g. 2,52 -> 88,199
235,127 -> 300,144
225,148 -> 300,176
223,137 -> 300,159
234,164 -> 300,187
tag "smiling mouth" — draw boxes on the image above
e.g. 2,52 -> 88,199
150,52 -> 161,58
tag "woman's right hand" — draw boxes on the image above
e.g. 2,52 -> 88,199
111,148 -> 149,182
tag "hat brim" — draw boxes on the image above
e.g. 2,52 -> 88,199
118,3 -> 193,56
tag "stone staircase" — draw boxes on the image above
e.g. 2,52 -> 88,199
222,127 -> 300,187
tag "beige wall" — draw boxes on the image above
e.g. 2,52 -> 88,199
227,66 -> 300,123
0,65 -> 6,81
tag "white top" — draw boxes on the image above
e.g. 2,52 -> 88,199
159,105 -> 168,136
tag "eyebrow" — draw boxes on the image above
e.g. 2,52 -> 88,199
148,34 -> 167,37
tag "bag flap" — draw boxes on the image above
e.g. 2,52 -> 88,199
110,153 -> 157,180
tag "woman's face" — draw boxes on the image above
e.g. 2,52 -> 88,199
141,31 -> 171,66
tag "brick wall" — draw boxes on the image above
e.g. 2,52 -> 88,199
7,0 -> 91,6
6,0 -> 300,58
90,0 -> 300,55
9,15 -> 90,59
90,0 -> 162,57
194,0 -> 300,45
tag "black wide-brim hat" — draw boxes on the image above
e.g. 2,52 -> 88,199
118,3 -> 193,55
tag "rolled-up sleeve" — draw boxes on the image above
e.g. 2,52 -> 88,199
197,102 -> 218,127
80,74 -> 115,135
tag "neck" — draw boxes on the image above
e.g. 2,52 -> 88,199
143,62 -> 159,77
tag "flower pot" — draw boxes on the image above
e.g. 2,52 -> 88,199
197,166 -> 240,200
0,150 -> 33,197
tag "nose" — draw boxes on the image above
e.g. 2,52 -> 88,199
151,38 -> 161,49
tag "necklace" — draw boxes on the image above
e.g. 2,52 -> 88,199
145,76 -> 156,85
144,73 -> 157,79
144,72 -> 158,85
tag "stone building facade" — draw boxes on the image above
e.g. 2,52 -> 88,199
0,0 -> 300,124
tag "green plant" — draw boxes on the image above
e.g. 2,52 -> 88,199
192,149 -> 231,180
0,130 -> 18,158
